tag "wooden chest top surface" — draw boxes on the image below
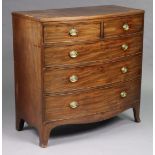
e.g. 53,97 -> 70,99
12,5 -> 144,22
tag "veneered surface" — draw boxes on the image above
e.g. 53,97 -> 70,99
12,5 -> 144,22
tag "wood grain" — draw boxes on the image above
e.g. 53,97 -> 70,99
12,5 -> 144,22
45,78 -> 141,121
12,15 -> 43,129
44,33 -> 143,67
43,14 -> 143,43
44,54 -> 142,93
104,14 -> 144,37
43,21 -> 101,43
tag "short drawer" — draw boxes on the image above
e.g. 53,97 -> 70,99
104,15 -> 144,37
44,54 -> 142,93
44,78 -> 141,121
44,34 -> 143,67
43,21 -> 101,43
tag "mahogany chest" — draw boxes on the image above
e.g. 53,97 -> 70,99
12,5 -> 144,147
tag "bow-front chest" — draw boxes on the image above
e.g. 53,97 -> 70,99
12,5 -> 144,147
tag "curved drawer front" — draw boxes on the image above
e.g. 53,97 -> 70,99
44,34 -> 143,67
104,15 -> 144,37
43,21 -> 101,43
45,78 -> 141,121
44,54 -> 142,93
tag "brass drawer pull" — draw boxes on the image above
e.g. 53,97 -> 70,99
121,67 -> 128,73
69,75 -> 78,83
121,44 -> 128,51
69,28 -> 78,36
69,101 -> 79,109
123,23 -> 129,31
120,91 -> 127,98
69,50 -> 78,58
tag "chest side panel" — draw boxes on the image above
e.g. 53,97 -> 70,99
12,15 -> 43,128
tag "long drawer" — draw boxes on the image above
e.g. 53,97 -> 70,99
44,33 -> 143,67
44,54 -> 142,93
44,78 -> 141,121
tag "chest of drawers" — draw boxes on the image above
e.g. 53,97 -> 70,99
12,5 -> 144,147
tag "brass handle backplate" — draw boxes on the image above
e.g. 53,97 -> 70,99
69,50 -> 78,58
122,44 -> 128,51
69,101 -> 79,109
69,75 -> 78,83
69,28 -> 78,36
121,67 -> 128,73
120,91 -> 127,98
123,23 -> 129,31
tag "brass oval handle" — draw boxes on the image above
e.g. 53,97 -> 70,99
121,67 -> 128,73
69,28 -> 78,36
69,75 -> 78,83
121,44 -> 128,51
69,101 -> 79,109
120,91 -> 127,98
69,50 -> 78,58
123,23 -> 129,31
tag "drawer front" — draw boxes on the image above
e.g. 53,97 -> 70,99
104,15 -> 144,37
44,21 -> 101,43
45,78 -> 141,121
44,34 -> 143,67
44,54 -> 142,93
